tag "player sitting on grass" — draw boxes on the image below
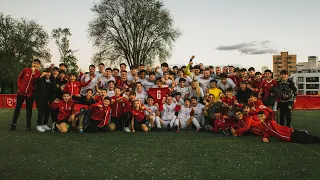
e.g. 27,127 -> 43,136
144,96 -> 162,130
212,108 -> 237,135
220,88 -> 241,117
231,109 -> 262,137
169,99 -> 201,132
161,96 -> 177,129
131,100 -> 153,132
51,92 -> 76,133
256,111 -> 320,144
88,97 -> 113,133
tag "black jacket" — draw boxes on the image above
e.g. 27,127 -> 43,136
236,88 -> 252,104
72,96 -> 96,106
34,77 -> 54,101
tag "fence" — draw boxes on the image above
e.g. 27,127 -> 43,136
0,94 -> 319,110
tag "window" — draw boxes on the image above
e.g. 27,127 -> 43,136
306,77 -> 320,82
306,84 -> 319,89
298,84 -> 304,89
278,57 -> 282,60
278,66 -> 282,68
306,91 -> 319,95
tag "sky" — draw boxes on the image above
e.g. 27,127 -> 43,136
1,0 -> 319,72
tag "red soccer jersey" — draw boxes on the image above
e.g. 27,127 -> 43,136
259,79 -> 278,100
51,100 -> 75,122
132,109 -> 146,122
64,80 -> 91,97
235,116 -> 262,136
213,117 -> 237,133
148,88 -> 170,111
222,96 -> 238,107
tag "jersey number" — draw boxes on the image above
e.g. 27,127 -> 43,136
157,90 -> 161,99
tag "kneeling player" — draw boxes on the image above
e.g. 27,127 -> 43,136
131,100 -> 153,132
231,109 -> 262,137
257,111 -> 320,144
51,92 -> 76,133
89,97 -> 114,133
144,96 -> 162,130
212,108 -> 237,135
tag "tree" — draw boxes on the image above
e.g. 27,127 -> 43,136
0,13 -> 51,93
52,28 -> 78,74
88,0 -> 181,67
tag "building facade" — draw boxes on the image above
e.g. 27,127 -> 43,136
297,56 -> 320,73
291,73 -> 320,95
273,52 -> 297,77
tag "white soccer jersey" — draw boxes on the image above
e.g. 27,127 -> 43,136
178,106 -> 192,120
144,104 -> 159,116
107,90 -> 115,98
175,76 -> 192,86
192,103 -> 205,125
165,79 -> 173,87
198,77 -> 212,93
174,86 -> 190,99
136,91 -> 148,104
162,103 -> 176,120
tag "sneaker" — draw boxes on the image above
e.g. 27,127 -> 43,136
301,130 -> 308,134
52,122 -> 56,132
9,124 -> 16,131
79,129 -> 84,133
42,125 -> 51,131
123,127 -> 131,133
26,124 -> 32,131
36,125 -> 45,132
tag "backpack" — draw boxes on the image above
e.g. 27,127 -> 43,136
278,80 -> 294,101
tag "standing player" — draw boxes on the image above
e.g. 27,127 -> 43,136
9,59 -> 41,131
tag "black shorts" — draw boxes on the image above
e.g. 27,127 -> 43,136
134,118 -> 147,131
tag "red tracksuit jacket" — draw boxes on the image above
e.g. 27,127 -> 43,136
110,96 -> 126,118
17,68 -> 41,97
235,116 -> 262,136
64,80 -> 91,96
213,116 -> 237,133
51,100 -> 75,122
132,109 -> 146,122
259,119 -> 293,142
90,102 -> 111,127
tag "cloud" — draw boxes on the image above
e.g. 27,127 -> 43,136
216,41 -> 278,55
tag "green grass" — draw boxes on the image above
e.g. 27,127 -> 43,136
0,109 -> 320,180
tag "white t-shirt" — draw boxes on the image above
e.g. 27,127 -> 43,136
198,77 -> 212,93
165,79 -> 173,87
175,76 -> 192,86
136,90 -> 148,104
174,86 -> 190,99
178,106 -> 192,120
102,76 -> 116,89
80,74 -> 98,96
107,90 -> 115,97
217,78 -> 236,91
192,103 -> 205,124
189,87 -> 204,101
144,104 -> 159,116
162,103 -> 176,120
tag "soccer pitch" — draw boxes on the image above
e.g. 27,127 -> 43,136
0,109 -> 320,180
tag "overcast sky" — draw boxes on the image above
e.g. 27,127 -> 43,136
1,0 -> 319,72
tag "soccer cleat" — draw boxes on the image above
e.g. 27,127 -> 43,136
222,130 -> 230,136
51,122 -> 56,132
123,127 -> 131,133
36,125 -> 45,132
9,124 -> 16,131
300,130 -> 308,134
196,128 -> 201,132
26,124 -> 32,131
42,125 -> 51,131
79,129 -> 84,133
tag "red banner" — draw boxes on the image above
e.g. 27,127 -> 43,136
294,95 -> 320,110
0,94 -> 36,108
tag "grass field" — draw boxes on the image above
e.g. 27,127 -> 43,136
0,109 -> 320,180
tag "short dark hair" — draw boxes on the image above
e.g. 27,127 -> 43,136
63,92 -> 71,96
190,96 -> 197,100
161,63 -> 169,68
210,79 -> 217,83
228,65 -> 234,68
248,67 -> 255,72
234,67 -> 240,72
148,71 -> 155,76
255,72 -> 261,76
52,67 -> 59,72
104,97 -> 111,101
179,78 -> 186,82
33,59 -> 41,64
175,92 -> 181,96
226,88 -> 233,93
136,82 -> 142,86
184,98 -> 191,103
257,111 -> 266,115
139,70 -> 147,75
85,89 -> 93,94
98,63 -> 105,66
220,73 -> 228,79
234,108 -> 244,114
130,65 -> 138,70
105,67 -> 112,71
69,72 -> 76,77
250,92 -> 258,98
59,70 -> 66,75
264,69 -> 272,74
89,65 -> 96,69
59,63 -> 67,68
129,91 -> 136,96
147,96 -> 154,100
214,107 -> 223,114
139,64 -> 144,67
108,80 -> 115,85
173,66 -> 178,69
44,68 -> 52,73
120,63 -> 126,67
240,68 -> 247,72
280,70 -> 288,75
156,77 -> 162,82
113,68 -> 119,72
194,65 -> 200,70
